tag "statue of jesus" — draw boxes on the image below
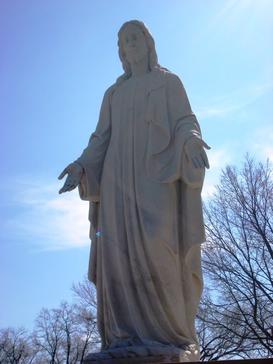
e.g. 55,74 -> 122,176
59,20 -> 210,363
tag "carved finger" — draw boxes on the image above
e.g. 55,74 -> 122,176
199,156 -> 206,168
66,184 -> 76,192
201,150 -> 210,169
59,186 -> 67,194
58,167 -> 69,180
200,140 -> 211,150
59,182 -> 76,194
195,155 -> 204,168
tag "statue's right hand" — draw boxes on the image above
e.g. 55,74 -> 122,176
58,162 -> 83,194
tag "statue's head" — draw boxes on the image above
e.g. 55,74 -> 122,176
118,20 -> 159,77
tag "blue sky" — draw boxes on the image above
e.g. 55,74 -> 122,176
1,0 -> 273,329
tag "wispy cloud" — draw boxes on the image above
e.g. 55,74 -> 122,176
196,81 -> 273,120
4,134 -> 270,252
196,105 -> 234,120
194,0 -> 273,45
5,160 -> 227,249
207,0 -> 253,30
3,178 -> 90,251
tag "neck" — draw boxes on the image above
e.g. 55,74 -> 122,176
130,56 -> 149,77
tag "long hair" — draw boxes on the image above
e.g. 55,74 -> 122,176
116,20 -> 161,85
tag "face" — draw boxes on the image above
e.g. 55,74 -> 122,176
121,24 -> 149,65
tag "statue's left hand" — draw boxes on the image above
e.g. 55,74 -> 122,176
184,137 -> 210,169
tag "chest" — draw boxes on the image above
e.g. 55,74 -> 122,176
112,78 -> 152,124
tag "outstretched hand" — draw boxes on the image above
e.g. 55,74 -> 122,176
184,137 -> 210,169
58,162 -> 83,194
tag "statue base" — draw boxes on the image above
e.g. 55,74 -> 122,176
83,356 -> 185,364
83,343 -> 199,363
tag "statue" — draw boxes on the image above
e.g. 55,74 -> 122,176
59,20 -> 210,363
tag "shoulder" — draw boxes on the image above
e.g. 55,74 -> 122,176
154,68 -> 191,110
154,67 -> 182,81
101,83 -> 118,104
151,68 -> 184,90
103,73 -> 130,99
165,70 -> 184,90
104,83 -> 117,97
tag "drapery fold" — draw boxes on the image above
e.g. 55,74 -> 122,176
78,69 -> 205,278
76,68 -> 206,350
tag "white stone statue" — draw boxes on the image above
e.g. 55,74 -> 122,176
59,20 -> 210,363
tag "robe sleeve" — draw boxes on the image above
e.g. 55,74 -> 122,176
146,72 -> 205,187
145,71 -> 206,252
167,73 -> 205,188
76,86 -> 113,202
166,74 -> 206,250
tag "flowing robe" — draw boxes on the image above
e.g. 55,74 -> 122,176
77,68 -> 206,352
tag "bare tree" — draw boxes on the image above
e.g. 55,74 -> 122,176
33,307 -> 64,364
199,157 -> 273,359
72,305 -> 100,364
72,277 -> 97,312
32,281 -> 99,364
56,302 -> 77,364
0,327 -> 36,364
197,289 -> 254,360
72,276 -> 101,360
54,300 -> 99,364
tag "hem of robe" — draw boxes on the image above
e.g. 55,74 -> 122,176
76,68 -> 206,342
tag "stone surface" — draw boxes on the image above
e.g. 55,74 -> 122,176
59,19 -> 210,363
84,356 -> 182,364
84,356 -> 273,364
83,343 -> 199,363
84,358 -> 169,364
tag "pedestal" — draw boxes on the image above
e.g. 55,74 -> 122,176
83,343 -> 199,363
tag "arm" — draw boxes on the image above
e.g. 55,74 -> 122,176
58,86 -> 113,198
76,86 -> 113,169
167,73 -> 210,170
